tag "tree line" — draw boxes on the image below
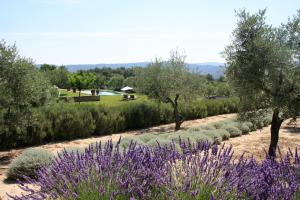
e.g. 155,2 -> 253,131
39,62 -> 232,97
38,64 -> 137,91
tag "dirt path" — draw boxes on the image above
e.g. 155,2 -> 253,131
1,114 -> 299,199
223,118 -> 300,161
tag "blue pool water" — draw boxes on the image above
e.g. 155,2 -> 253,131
81,90 -> 123,96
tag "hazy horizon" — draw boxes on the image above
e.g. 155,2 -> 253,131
1,0 -> 299,65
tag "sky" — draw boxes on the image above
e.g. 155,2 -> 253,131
0,0 -> 299,65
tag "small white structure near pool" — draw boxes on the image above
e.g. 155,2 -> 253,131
121,86 -> 133,91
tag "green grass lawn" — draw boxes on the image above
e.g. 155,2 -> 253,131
99,95 -> 148,106
58,89 -> 148,107
59,89 -> 89,97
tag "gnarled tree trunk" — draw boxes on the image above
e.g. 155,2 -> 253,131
268,109 -> 283,158
78,89 -> 81,104
166,94 -> 184,131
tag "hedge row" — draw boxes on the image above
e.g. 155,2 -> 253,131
0,97 -> 239,149
180,98 -> 239,120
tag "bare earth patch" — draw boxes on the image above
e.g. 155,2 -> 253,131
224,118 -> 300,161
0,113 -> 299,199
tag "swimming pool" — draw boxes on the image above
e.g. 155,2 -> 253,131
81,90 -> 123,96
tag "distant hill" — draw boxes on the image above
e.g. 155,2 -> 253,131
63,62 -> 224,78
66,62 -> 149,72
187,63 -> 225,78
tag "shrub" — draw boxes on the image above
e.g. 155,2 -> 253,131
119,137 -> 143,149
193,103 -> 208,119
60,147 -> 85,154
224,126 -> 242,137
180,102 -> 207,120
203,130 -> 223,144
145,138 -> 171,147
0,109 -> 50,149
7,148 -> 53,180
136,133 -> 157,143
121,118 -> 258,151
103,109 -> 126,134
187,130 -> 214,143
238,123 -> 251,134
263,116 -> 272,126
205,100 -> 222,116
211,122 -> 225,129
121,101 -> 162,129
199,125 -> 216,130
256,121 -> 265,129
214,129 -> 231,140
79,109 -> 96,137
252,124 -> 258,131
187,127 -> 202,132
243,121 -> 256,131
44,104 -> 95,141
167,131 -> 192,143
224,121 -> 239,127
158,103 -> 173,124
180,97 -> 238,121
157,133 -> 171,139
85,105 -> 114,135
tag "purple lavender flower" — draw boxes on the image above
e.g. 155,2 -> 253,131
9,139 -> 300,200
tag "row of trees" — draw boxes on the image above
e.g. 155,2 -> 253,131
40,63 -> 232,97
39,64 -> 138,91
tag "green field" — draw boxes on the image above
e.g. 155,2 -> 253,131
59,89 -> 89,97
58,89 -> 148,106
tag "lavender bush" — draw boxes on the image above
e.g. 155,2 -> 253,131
6,148 -> 53,180
9,139 -> 300,200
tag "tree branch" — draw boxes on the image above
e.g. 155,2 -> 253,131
165,97 -> 175,108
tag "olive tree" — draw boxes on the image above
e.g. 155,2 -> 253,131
0,40 -> 53,148
224,10 -> 300,157
136,50 -> 204,130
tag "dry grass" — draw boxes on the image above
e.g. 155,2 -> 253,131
223,118 -> 300,161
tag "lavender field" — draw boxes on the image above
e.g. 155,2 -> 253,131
9,139 -> 300,200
